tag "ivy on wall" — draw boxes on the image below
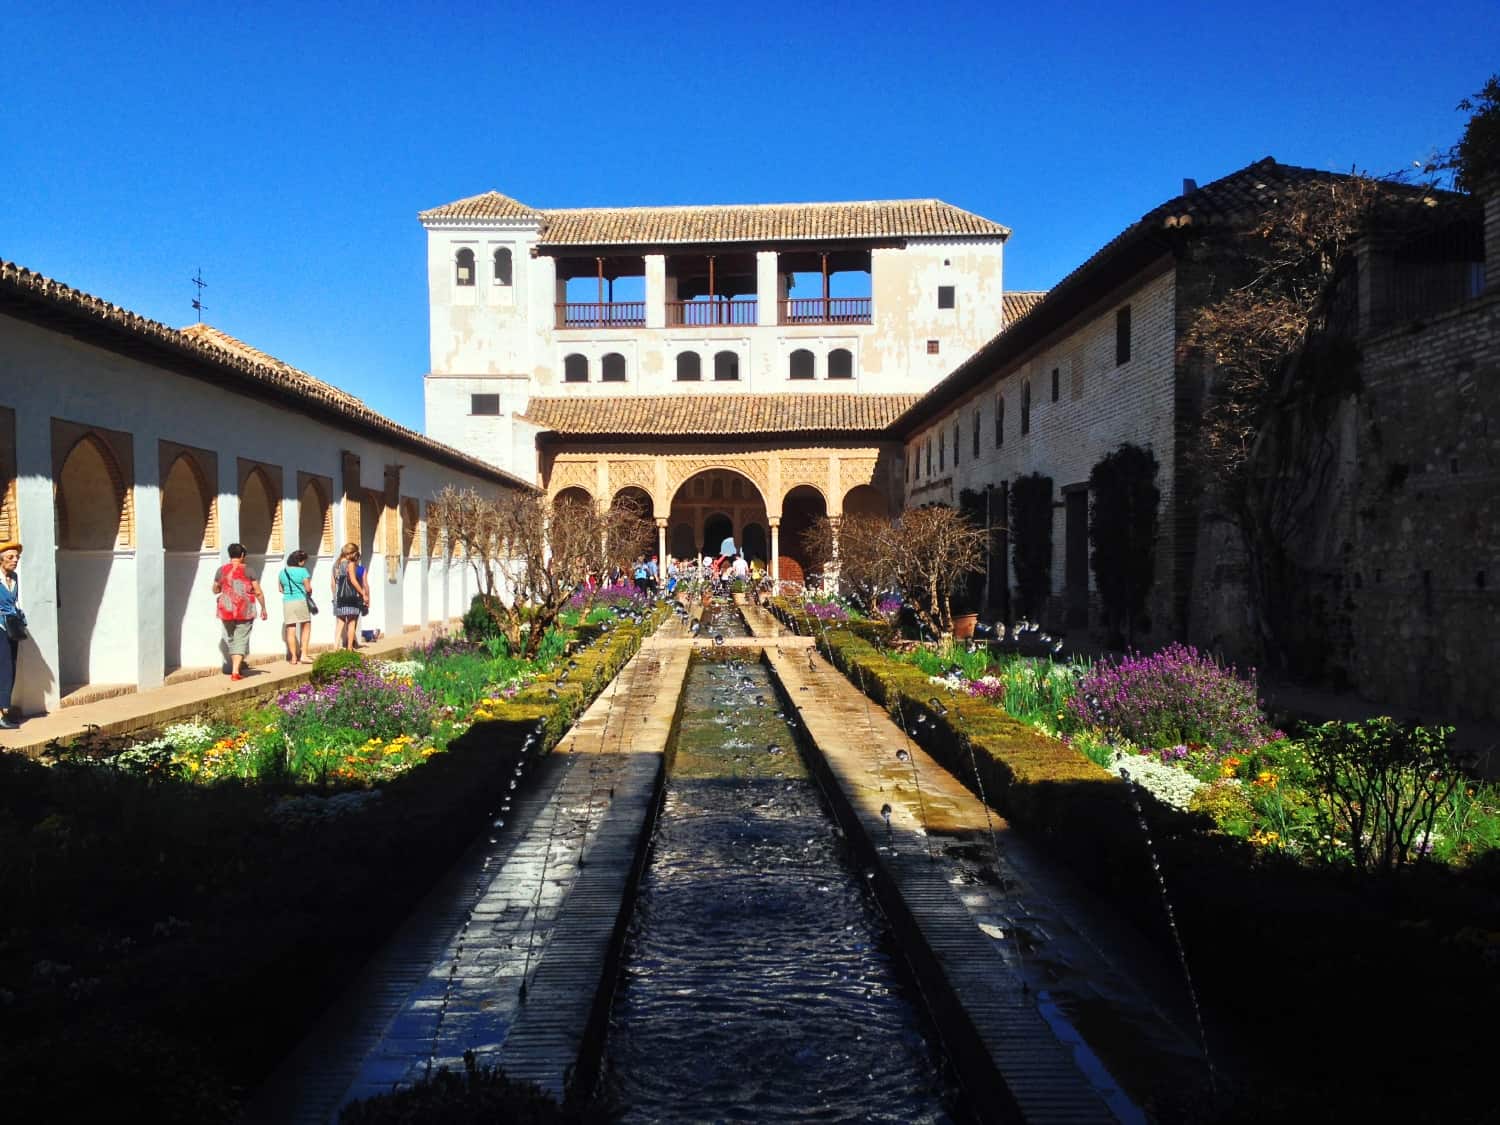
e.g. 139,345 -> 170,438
1009,473 -> 1053,620
1088,443 -> 1160,646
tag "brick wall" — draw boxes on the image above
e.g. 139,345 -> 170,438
904,261 -> 1180,633
1343,288 -> 1500,720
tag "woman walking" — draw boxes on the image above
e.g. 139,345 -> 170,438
0,539 -> 26,729
331,543 -> 368,651
279,549 -> 315,664
213,542 -> 268,680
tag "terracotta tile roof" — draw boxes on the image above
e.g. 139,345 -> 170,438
898,158 -> 1389,432
417,190 -> 542,222
179,323 -> 365,410
0,260 -> 534,491
1003,290 -> 1047,324
520,393 -> 919,437
420,192 -> 1010,245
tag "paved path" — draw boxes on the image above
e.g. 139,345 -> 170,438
242,624 -> 691,1123
1,630 -> 432,756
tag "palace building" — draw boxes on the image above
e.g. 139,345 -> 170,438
418,188 -> 1033,578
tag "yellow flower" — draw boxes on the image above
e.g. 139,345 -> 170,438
263,724 -> 276,733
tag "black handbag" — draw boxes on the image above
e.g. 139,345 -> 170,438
4,609 -> 28,642
305,592 -> 320,616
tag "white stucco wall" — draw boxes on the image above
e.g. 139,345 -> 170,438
422,213 -> 1007,479
902,264 -> 1178,616
0,312 -> 525,714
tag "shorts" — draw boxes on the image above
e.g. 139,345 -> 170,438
283,599 -> 311,625
222,619 -> 254,656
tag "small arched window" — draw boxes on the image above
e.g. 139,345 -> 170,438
676,352 -> 702,381
827,348 -> 853,379
995,394 -> 1005,448
789,349 -> 815,380
713,350 -> 739,381
601,353 -> 626,382
1021,379 -> 1032,435
493,247 -> 513,286
455,247 -> 476,286
564,354 -> 589,383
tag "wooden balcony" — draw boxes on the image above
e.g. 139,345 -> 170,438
667,299 -> 758,327
556,301 -> 646,329
780,297 -> 872,325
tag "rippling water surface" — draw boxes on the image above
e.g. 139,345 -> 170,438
602,643 -> 960,1123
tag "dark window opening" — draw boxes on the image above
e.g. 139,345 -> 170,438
713,350 -> 740,381
1116,305 -> 1132,365
995,394 -> 1004,447
563,354 -> 589,383
1051,366 -> 1060,402
973,410 -> 980,458
493,247 -> 513,286
939,431 -> 946,472
926,339 -> 940,355
953,421 -> 960,466
455,247 -> 475,286
471,393 -> 499,415
601,353 -> 626,382
1021,379 -> 1031,435
827,348 -> 853,379
926,439 -> 932,476
676,352 -> 701,381
789,348 -> 815,380
937,285 -> 955,310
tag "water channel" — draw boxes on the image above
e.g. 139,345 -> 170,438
601,626 -> 965,1121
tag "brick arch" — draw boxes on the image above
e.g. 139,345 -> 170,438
239,465 -> 283,556
298,475 -> 333,556
57,432 -> 133,550
161,450 -> 218,552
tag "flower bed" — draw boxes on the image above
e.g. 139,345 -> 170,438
767,597 -> 1500,1118
0,601 -> 670,1121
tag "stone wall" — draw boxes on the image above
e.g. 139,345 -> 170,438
1344,287 -> 1500,720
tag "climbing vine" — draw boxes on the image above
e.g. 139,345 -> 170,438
1088,443 -> 1159,646
1009,473 -> 1053,620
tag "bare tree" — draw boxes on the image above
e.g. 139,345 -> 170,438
427,486 -> 652,658
804,507 -> 984,636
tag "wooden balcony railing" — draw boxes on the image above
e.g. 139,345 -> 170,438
780,297 -> 872,325
667,299 -> 758,327
555,301 -> 647,329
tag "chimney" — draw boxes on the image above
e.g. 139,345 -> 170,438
1182,178 -> 1199,195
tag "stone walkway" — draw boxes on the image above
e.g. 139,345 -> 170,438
242,625 -> 691,1123
0,630 -> 429,756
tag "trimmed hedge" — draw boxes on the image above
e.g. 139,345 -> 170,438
768,598 -> 1500,1118
0,605 -> 670,1122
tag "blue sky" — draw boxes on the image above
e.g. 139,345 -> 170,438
2,1 -> 1494,431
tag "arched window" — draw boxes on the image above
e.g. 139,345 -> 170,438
789,349 -> 815,380
601,353 -> 626,382
995,393 -> 1005,448
1022,379 -> 1032,435
564,354 -> 589,383
827,348 -> 853,379
493,247 -> 513,286
455,247 -> 475,286
713,350 -> 739,381
676,352 -> 701,381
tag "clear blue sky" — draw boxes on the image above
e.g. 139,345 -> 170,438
2,1 -> 1494,431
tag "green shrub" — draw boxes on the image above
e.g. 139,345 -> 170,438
311,649 -> 364,683
462,593 -> 506,643
340,1052 -> 591,1124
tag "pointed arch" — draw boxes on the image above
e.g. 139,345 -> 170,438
239,465 -> 283,556
161,451 -> 216,552
298,474 -> 333,556
57,432 -> 132,550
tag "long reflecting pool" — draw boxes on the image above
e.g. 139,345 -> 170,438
601,644 -> 964,1122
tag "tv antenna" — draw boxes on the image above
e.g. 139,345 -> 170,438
190,268 -> 208,322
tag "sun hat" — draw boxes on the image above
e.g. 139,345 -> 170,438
0,539 -> 21,555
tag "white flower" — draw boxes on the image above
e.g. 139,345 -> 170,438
1117,754 -> 1204,811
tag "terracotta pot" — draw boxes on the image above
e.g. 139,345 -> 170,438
951,613 -> 978,640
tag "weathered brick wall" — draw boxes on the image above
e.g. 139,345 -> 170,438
1344,288 -> 1500,720
905,262 -> 1180,634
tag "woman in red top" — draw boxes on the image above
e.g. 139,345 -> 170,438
213,542 -> 268,680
